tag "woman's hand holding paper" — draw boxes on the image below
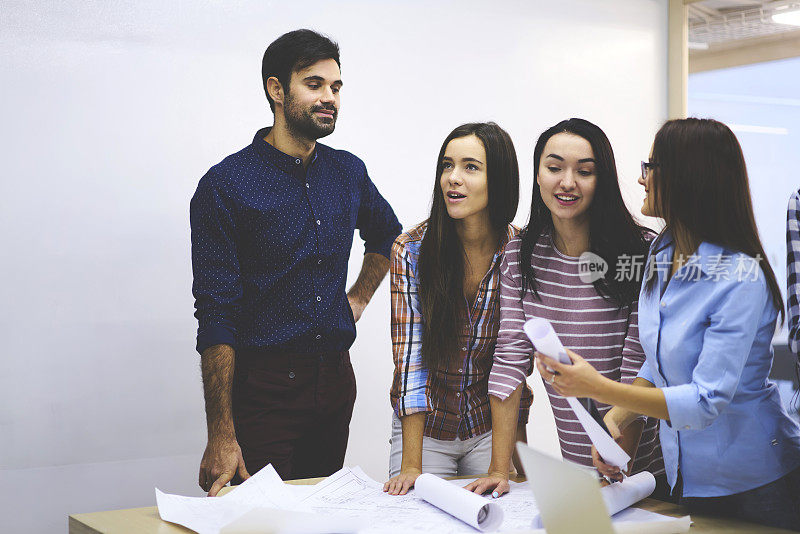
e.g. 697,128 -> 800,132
535,349 -> 610,399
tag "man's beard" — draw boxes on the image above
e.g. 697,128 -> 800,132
284,93 -> 337,141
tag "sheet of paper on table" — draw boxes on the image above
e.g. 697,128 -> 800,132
156,465 -> 332,534
156,464 -> 690,534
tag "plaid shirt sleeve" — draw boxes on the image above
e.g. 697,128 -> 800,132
787,190 -> 800,355
390,238 -> 432,416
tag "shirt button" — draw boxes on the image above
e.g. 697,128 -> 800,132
772,439 -> 779,446
316,296 -> 322,302
458,368 -> 463,373
661,302 -> 666,307
318,259 -> 323,265
306,182 -> 310,188
288,371 -> 296,379
457,414 -> 461,419
461,347 -> 467,351
295,158 -> 301,165
456,392 -> 460,397
316,219 -> 321,225
683,425 -> 690,430
316,334 -> 322,340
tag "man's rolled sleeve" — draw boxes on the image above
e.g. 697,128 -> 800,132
390,240 -> 432,416
663,273 -> 767,430
356,165 -> 401,259
190,171 -> 243,354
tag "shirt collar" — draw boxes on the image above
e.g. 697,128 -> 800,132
251,127 -> 319,174
652,229 -> 725,275
493,224 -> 517,263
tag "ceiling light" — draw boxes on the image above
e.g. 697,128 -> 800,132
772,9 -> 800,26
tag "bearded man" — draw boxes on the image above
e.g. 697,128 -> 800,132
190,29 -> 401,495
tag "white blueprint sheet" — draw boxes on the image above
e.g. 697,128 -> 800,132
300,469 -> 684,533
157,465 -> 689,534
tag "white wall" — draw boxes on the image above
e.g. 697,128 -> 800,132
0,1 -> 668,531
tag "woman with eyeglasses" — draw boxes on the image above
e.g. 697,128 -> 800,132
534,118 -> 800,530
383,122 -> 533,496
466,118 -> 666,499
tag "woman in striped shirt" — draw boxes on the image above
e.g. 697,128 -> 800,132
383,122 -> 533,496
467,118 -> 666,498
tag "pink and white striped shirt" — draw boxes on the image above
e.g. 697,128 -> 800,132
488,232 -> 664,475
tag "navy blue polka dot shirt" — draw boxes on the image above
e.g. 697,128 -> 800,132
190,127 -> 402,355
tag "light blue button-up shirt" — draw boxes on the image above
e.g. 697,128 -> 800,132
637,232 -> 800,497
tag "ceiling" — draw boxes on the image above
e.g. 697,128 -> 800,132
689,0 -> 800,45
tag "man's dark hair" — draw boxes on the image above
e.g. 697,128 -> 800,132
261,29 -> 340,112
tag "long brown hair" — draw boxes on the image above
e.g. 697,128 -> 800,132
644,118 -> 784,321
519,118 -> 651,308
417,123 -> 519,369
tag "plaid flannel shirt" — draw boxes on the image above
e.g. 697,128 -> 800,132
389,222 -> 532,441
787,189 -> 800,355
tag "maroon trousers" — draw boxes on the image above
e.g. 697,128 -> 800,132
232,350 -> 356,481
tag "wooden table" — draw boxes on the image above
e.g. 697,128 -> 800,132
69,476 -> 796,534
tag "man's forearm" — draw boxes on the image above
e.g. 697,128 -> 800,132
347,252 -> 390,306
201,343 -> 236,440
488,383 -> 524,476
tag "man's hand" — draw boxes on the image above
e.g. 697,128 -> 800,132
199,344 -> 245,496
383,468 -> 421,495
464,472 -> 510,497
199,436 -> 250,496
348,295 -> 367,323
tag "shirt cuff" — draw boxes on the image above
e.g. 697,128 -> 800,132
395,394 -> 432,417
365,233 -> 400,259
636,360 -> 655,384
662,383 -> 701,430
196,324 -> 237,355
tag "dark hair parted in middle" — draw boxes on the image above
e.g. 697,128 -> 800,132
643,117 -> 784,321
519,118 -> 652,308
261,29 -> 340,112
417,122 -> 520,369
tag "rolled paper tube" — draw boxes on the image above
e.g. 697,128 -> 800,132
524,317 -> 571,364
414,473 -> 504,532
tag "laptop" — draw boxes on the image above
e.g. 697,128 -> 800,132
516,442 -> 615,534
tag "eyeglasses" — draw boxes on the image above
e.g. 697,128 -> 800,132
641,160 -> 659,181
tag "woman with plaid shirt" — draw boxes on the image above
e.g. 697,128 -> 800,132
383,123 -> 533,495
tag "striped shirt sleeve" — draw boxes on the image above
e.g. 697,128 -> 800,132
787,190 -> 800,356
619,301 -> 645,384
489,243 -> 533,400
390,239 -> 432,416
